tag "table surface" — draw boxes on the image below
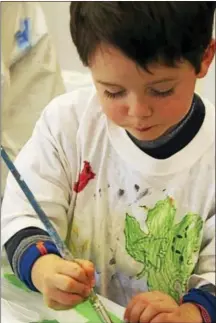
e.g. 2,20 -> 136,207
1,272 -> 125,323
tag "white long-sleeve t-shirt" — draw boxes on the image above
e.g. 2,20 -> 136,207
1,85 -> 215,307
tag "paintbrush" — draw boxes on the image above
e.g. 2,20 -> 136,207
1,146 -> 113,323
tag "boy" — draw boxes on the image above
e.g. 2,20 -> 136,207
1,2 -> 216,323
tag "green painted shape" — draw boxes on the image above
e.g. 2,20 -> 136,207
75,300 -> 122,323
4,273 -> 30,292
124,196 -> 203,302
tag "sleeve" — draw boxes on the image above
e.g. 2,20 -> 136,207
1,95 -> 79,248
187,211 -> 215,292
4,227 -> 62,292
5,227 -> 50,268
182,210 -> 216,322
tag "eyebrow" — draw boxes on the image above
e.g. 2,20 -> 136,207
96,78 -> 177,87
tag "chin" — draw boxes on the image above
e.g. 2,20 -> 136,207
128,127 -> 165,141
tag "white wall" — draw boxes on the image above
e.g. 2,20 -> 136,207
198,56 -> 215,104
40,2 -> 88,73
41,2 -> 215,104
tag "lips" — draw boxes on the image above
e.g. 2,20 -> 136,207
135,126 -> 154,131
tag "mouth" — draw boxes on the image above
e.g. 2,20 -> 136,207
135,126 -> 155,132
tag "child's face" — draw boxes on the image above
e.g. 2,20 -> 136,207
90,42 -> 214,141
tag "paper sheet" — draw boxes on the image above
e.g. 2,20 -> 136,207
1,272 -> 124,323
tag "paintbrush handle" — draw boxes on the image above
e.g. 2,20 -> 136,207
1,146 -> 113,323
1,146 -> 70,258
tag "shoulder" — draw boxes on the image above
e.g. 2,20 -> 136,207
189,96 -> 215,197
199,96 -> 215,163
43,84 -> 98,123
34,84 -> 101,138
193,95 -> 215,160
193,96 -> 215,171
201,95 -> 215,117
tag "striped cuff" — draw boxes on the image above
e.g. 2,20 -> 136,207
12,235 -> 53,279
5,227 -> 50,269
18,240 -> 61,291
182,288 -> 216,323
195,304 -> 211,323
12,235 -> 61,291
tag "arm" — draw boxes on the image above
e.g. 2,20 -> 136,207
1,95 -> 79,289
187,212 -> 215,293
5,227 -> 61,291
180,211 -> 216,322
124,212 -> 216,323
1,95 -> 79,245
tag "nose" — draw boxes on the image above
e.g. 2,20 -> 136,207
128,96 -> 153,118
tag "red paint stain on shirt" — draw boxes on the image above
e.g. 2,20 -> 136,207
73,161 -> 96,193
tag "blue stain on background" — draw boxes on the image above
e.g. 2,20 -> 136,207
15,18 -> 31,50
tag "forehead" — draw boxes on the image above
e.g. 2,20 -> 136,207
90,43 -> 192,83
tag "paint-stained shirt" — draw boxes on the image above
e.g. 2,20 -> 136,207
1,85 -> 215,307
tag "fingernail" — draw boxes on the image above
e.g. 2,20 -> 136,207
83,287 -> 89,296
123,316 -> 128,323
91,279 -> 96,287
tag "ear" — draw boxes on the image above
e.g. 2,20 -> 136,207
197,39 -> 216,79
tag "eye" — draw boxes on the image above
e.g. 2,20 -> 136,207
104,90 -> 126,99
150,88 -> 174,98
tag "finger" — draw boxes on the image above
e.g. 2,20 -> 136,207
124,297 -> 147,322
75,259 -> 94,269
150,312 -> 177,323
57,259 -> 89,284
139,304 -> 162,323
128,301 -> 147,323
75,259 -> 95,287
44,297 -> 74,311
125,291 -> 162,319
49,273 -> 91,297
124,299 -> 137,321
47,287 -> 84,307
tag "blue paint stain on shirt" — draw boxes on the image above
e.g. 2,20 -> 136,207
15,18 -> 31,50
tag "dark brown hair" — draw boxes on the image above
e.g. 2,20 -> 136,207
70,1 -> 215,73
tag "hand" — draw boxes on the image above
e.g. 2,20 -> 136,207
150,303 -> 203,323
124,291 -> 179,323
31,254 -> 95,310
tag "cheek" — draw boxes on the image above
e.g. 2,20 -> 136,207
101,100 -> 128,123
156,91 -> 194,123
162,106 -> 187,123
156,78 -> 195,121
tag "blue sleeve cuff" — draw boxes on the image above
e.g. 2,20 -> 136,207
18,241 -> 61,292
182,288 -> 216,323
